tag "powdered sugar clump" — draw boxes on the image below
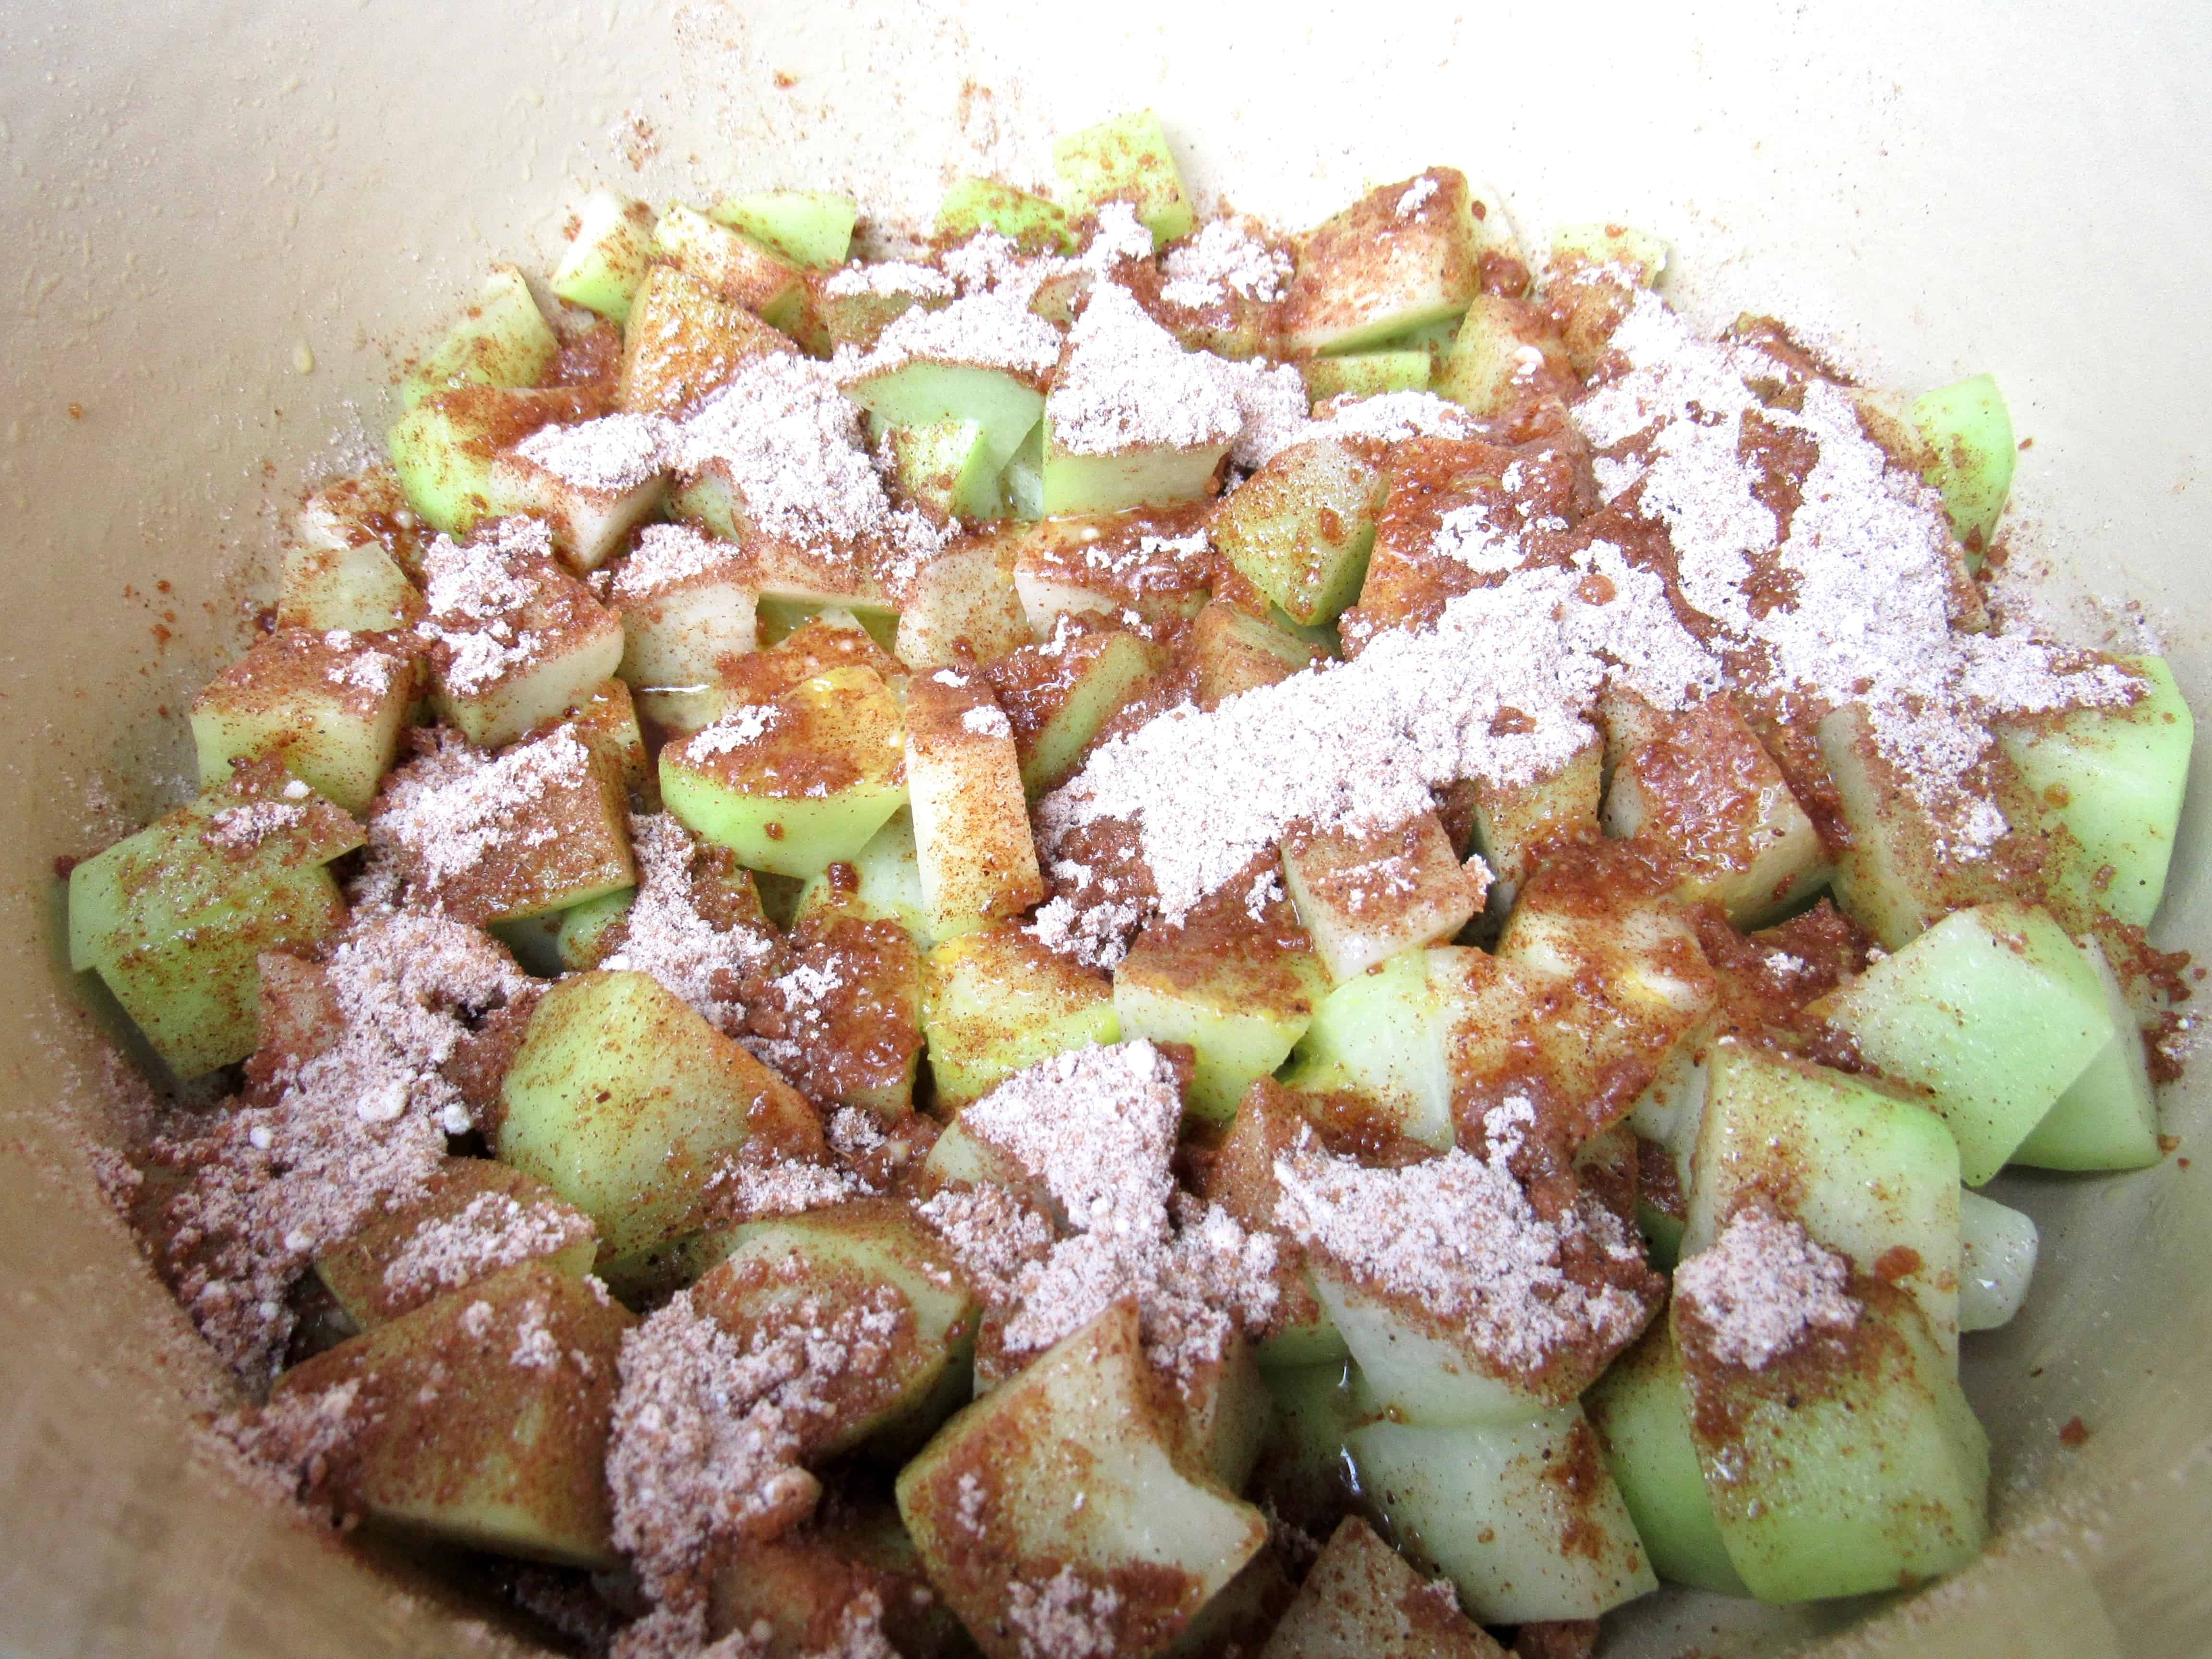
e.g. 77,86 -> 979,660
1273,1123 -> 1654,1379
1161,218 -> 1293,309
1045,283 -> 1242,458
613,524 -> 741,601
1673,1206 -> 1860,1369
515,412 -> 675,495
598,813 -> 777,1034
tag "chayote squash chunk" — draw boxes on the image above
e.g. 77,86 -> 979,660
920,925 -> 1120,1109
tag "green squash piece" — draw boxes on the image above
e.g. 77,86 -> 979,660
400,264 -> 559,411
1957,1188 -> 2039,1331
1051,109 -> 1197,249
495,969 -> 821,1259
1583,1322 -> 1748,1595
313,1159 -> 597,1328
654,202 -> 809,335
386,384 -> 600,535
843,361 -> 1045,477
1277,947 -> 1455,1151
1259,1515 -> 1507,1659
934,176 -> 1075,252
1683,1044 -> 1962,1357
1296,349 -> 1431,401
1911,373 -> 2016,557
1280,170 -> 1480,357
792,807 -> 935,948
660,665 -> 909,879
896,1299 -> 1267,1659
1433,295 -> 1574,416
1038,418 -> 1231,517
920,925 -> 1120,1110
68,765 -> 361,1078
269,1261 -> 634,1569
1671,1280 -> 1989,1603
1348,1407 -> 1658,1623
710,190 -> 858,268
189,627 -> 414,816
686,1201 -> 980,1457
1810,902 -> 2115,1186
1997,654 -> 2193,928
887,418 -> 1000,520
2009,935 -> 2161,1171
549,192 -> 656,324
1113,916 -> 1328,1123
1212,437 -> 1382,626
982,618 -> 1162,796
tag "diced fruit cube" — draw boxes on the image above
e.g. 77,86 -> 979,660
1280,814 -> 1481,983
905,673 -> 1045,939
1277,947 -> 1457,1150
893,539 -> 1034,672
617,265 -> 793,418
279,471 -> 425,632
373,724 -> 634,925
660,664 -> 909,879
2010,935 -> 2161,1171
1682,1044 -> 1961,1355
921,926 -> 1120,1109
1816,700 -> 1991,950
841,359 -> 1046,477
1113,903 -> 1327,1123
1176,1333 -> 1275,1491
68,762 -> 362,1078
980,613 -> 1163,795
1008,509 -> 1217,634
689,1202 -> 980,1457
1198,1085 -> 1348,1370
418,521 -> 626,749
401,264 -> 558,410
611,524 -> 761,733
1601,691 -> 1829,927
654,202 -> 809,335
1958,1189 -> 2039,1331
1212,437 -> 1382,626
1052,109 -> 1197,249
1281,170 -> 1481,357
1582,1323 -> 1747,1594
1296,349 -> 1431,400
1544,224 -> 1667,373
1996,654 -> 2192,927
888,419 -> 1000,520
707,1504 -> 966,1659
721,609 -> 907,712
1809,902 -> 2116,1186
313,1159 -> 597,1328
1670,1275 -> 1988,1602
896,1299 -> 1268,1659
387,384 -> 602,535
1464,734 -> 1604,909
268,1262 -> 633,1568
710,190 -> 858,269
1259,1515 -> 1506,1659
487,413 -> 670,573
190,627 -> 415,816
1433,295 -> 1577,415
554,885 -> 633,970
549,192 -> 657,325
1911,373 -> 2016,556
1346,1407 -> 1658,1623
1000,418 -> 1047,520
793,808 -> 936,947
935,177 -> 1075,252
1038,417 -> 1230,517
495,969 -> 824,1258
1184,601 -> 1322,709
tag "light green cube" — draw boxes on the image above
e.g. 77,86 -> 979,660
1211,437 -> 1381,626
401,264 -> 558,410
710,190 -> 857,268
920,926 -> 1120,1109
1051,109 -> 1195,248
1810,902 -> 2114,1186
549,192 -> 656,324
1584,1324 -> 1747,1595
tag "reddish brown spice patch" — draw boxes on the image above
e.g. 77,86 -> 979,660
1873,1245 -> 1923,1285
2059,1416 -> 2091,1448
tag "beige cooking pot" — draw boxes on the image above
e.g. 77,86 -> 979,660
1,1 -> 2205,1653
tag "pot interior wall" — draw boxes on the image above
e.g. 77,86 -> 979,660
1,2 -> 2206,1654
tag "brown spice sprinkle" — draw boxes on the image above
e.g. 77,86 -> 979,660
2059,1415 -> 2091,1447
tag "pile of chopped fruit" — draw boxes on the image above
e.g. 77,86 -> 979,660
66,107 -> 2195,1659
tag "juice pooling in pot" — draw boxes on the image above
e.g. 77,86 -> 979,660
63,107 -> 2193,1658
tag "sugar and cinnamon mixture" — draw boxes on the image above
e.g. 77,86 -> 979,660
1671,1205 -> 1861,1370
369,724 -> 594,888
380,1189 -> 594,1301
1273,1097 -> 1656,1381
149,907 -> 528,1378
918,1042 -> 1279,1382
597,810 -> 779,1033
